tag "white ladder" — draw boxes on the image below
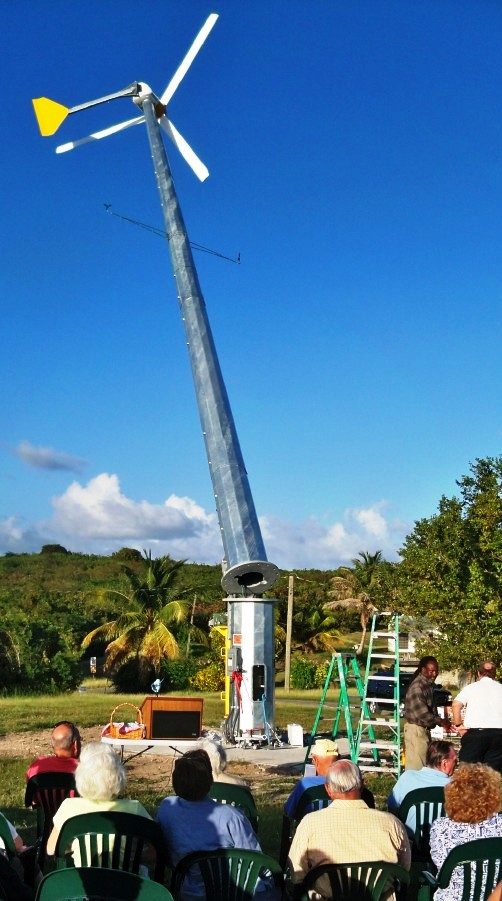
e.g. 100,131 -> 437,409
355,612 -> 402,776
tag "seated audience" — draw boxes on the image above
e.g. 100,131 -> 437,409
157,749 -> 274,900
46,742 -> 151,862
195,738 -> 249,787
287,759 -> 410,901
387,739 -> 457,834
430,763 -> 502,900
284,739 -> 338,817
0,812 -> 26,855
0,813 -> 39,897
285,739 -> 374,817
26,721 -> 81,780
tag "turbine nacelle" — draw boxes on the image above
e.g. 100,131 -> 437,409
132,83 -> 166,119
32,12 -> 219,182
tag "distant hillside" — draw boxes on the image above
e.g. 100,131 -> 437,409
0,546 -> 341,641
0,546 -> 223,606
0,547 -> 335,607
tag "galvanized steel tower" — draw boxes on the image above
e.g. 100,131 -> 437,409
33,14 -> 280,742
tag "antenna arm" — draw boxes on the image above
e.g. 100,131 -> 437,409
69,82 -> 141,116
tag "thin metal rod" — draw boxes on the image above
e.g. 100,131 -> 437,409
70,83 -> 140,115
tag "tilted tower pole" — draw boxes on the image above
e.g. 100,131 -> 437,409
142,96 -> 279,740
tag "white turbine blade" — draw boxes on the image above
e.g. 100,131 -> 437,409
160,116 -> 209,182
160,13 -> 219,106
56,115 -> 145,153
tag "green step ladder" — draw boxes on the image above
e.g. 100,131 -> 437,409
305,652 -> 376,764
355,612 -> 402,776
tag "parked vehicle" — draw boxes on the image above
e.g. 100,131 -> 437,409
366,669 -> 452,716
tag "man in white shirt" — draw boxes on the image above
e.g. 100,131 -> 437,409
452,659 -> 502,773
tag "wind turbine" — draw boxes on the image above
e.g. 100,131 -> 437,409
33,13 -> 280,745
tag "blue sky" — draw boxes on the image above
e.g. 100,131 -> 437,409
2,0 -> 502,570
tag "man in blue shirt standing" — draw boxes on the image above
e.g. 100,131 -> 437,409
387,739 -> 457,834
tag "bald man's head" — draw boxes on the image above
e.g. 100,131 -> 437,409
51,721 -> 81,758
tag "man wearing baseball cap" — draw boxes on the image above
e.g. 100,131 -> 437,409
284,739 -> 339,817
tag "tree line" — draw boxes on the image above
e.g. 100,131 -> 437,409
0,455 -> 500,693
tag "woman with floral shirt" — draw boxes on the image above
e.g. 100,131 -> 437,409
430,763 -> 502,900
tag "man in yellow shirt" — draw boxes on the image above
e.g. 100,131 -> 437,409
287,759 -> 411,900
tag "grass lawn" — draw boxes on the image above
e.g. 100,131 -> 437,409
0,684 -> 343,737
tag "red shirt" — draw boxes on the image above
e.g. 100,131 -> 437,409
26,755 -> 78,782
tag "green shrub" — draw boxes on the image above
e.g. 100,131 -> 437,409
290,657 -> 317,690
111,547 -> 143,562
160,658 -> 198,690
0,618 -> 82,695
314,662 -> 330,688
189,663 -> 225,692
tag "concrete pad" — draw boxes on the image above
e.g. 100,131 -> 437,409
102,733 -> 351,770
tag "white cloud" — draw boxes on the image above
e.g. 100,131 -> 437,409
0,517 -> 46,554
46,473 -> 221,558
262,502 -> 407,570
351,502 -> 394,539
0,474 -> 409,568
15,441 -> 86,473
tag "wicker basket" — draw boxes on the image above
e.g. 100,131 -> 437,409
108,703 -> 146,740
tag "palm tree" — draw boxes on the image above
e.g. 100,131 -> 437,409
324,551 -> 384,654
291,600 -> 342,654
82,550 -> 190,682
272,573 -> 341,658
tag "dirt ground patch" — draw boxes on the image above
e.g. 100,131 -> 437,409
0,727 -> 296,797
0,727 -> 104,760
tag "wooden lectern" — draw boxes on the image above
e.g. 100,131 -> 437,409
140,697 -> 203,740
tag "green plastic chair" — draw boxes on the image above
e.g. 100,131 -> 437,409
53,811 -> 167,883
418,837 -> 502,901
397,786 -> 445,858
294,861 -> 410,901
209,784 -> 259,833
0,812 -> 39,891
172,848 -> 284,901
0,813 -> 17,861
35,866 -> 173,900
25,772 -> 78,869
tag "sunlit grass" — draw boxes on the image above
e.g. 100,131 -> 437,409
0,692 -> 229,736
0,686 -> 344,736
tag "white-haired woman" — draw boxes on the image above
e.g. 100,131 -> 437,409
46,742 -> 151,860
195,739 -> 249,787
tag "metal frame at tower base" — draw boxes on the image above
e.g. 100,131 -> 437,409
226,597 -> 279,745
355,612 -> 402,776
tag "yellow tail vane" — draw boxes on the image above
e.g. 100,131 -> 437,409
32,97 -> 70,136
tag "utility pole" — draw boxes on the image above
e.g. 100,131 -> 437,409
186,593 -> 197,659
284,574 -> 294,692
